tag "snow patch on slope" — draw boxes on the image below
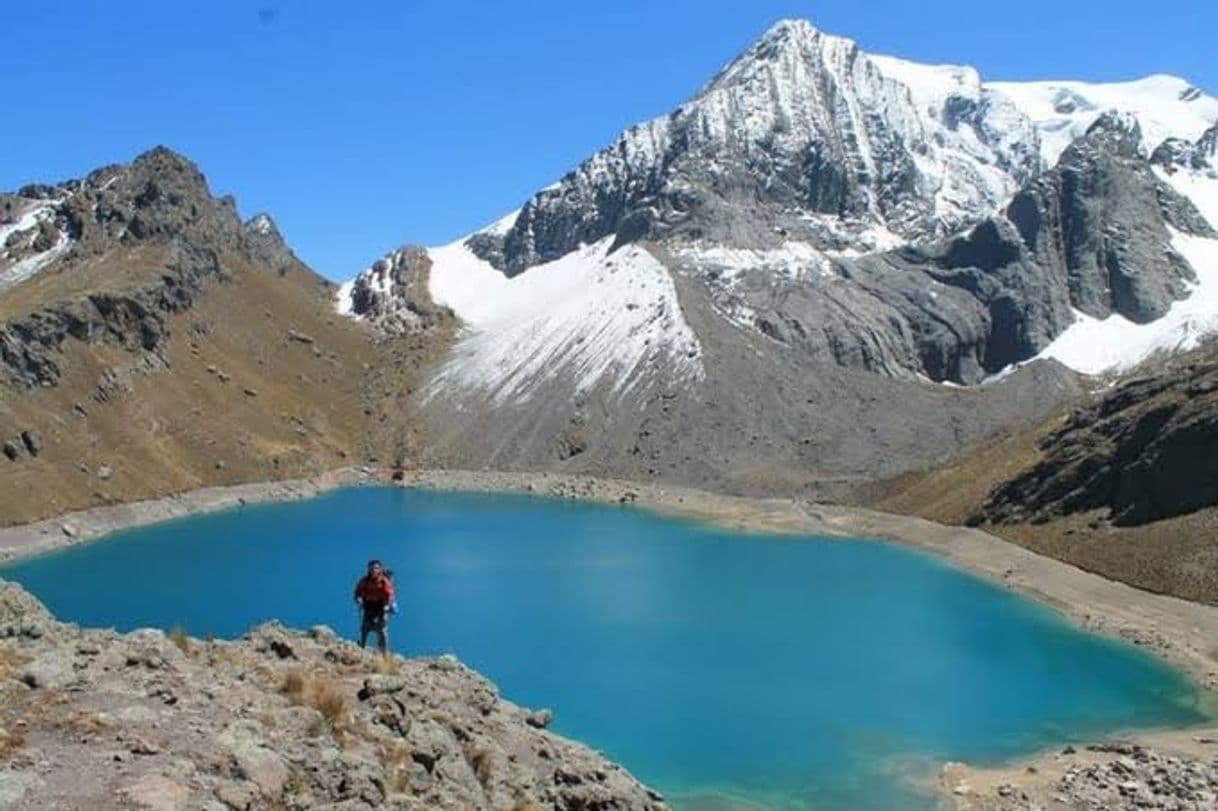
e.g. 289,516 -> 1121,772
424,236 -> 702,403
989,75 -> 1218,165
0,230 -> 71,292
334,279 -> 356,315
674,241 -> 834,282
1025,228 -> 1218,375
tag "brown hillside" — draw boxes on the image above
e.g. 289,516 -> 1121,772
871,347 -> 1218,605
0,148 -> 451,525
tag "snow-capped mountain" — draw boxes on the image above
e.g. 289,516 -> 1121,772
494,19 -> 1041,272
340,17 -> 1218,482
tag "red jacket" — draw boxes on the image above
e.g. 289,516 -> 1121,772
354,573 -> 395,606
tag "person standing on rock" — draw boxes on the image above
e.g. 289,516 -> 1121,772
353,559 -> 395,653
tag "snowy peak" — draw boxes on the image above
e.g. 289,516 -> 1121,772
700,18 -> 860,96
493,18 -> 1042,272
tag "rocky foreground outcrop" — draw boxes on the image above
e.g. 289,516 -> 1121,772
0,581 -> 665,810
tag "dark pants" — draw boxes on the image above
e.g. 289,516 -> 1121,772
359,606 -> 389,652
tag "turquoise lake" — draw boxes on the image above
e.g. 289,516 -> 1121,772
2,487 -> 1208,809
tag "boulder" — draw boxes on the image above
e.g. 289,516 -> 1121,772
525,708 -> 554,729
18,651 -> 76,689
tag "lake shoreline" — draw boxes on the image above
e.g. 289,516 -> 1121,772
0,467 -> 374,564
2,465 -> 1217,809
3,465 -> 1217,690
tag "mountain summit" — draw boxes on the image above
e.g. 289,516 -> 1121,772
491,18 -> 1040,271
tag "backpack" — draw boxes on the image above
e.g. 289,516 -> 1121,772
385,569 -> 399,615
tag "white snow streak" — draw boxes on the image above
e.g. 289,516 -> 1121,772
425,235 -> 702,403
673,241 -> 833,282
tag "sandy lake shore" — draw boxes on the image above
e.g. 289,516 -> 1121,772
1,466 -> 1216,808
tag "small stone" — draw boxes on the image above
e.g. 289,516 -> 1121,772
130,738 -> 161,756
243,388 -> 259,398
525,709 -> 554,729
97,465 -> 114,480
287,330 -> 315,344
3,439 -> 24,461
20,431 -> 43,457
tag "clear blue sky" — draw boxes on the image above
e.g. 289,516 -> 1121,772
3,1 -> 1215,279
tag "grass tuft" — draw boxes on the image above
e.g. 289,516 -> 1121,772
308,679 -> 349,731
281,670 -> 306,700
168,625 -> 192,656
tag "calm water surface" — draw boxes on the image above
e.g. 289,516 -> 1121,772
3,487 -> 1207,809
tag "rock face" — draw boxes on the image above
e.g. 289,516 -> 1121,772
977,352 -> 1218,527
340,246 -> 453,334
1153,121 -> 1218,174
0,580 -> 666,810
1002,113 -> 1213,324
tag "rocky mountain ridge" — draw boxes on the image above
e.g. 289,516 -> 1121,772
0,147 -> 303,388
0,147 -> 453,526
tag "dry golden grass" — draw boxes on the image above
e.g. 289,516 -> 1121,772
468,742 -> 494,785
307,679 -> 349,731
281,670 -> 306,700
60,710 -> 113,736
993,508 -> 1218,605
371,655 -> 403,676
0,249 -> 413,527
0,724 -> 26,759
0,645 -> 31,681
